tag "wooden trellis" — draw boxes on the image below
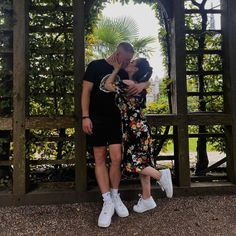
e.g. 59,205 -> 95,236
0,0 -> 236,206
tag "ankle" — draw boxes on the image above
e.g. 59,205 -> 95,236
142,195 -> 152,200
102,192 -> 112,202
111,188 -> 119,196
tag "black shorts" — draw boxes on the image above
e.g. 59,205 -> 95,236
86,117 -> 122,147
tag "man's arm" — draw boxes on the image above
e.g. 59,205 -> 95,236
81,80 -> 93,135
127,81 -> 151,96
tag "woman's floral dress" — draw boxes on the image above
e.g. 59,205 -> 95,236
100,75 -> 154,173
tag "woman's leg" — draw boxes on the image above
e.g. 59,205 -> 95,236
139,174 -> 151,199
140,166 -> 173,198
140,166 -> 161,181
133,174 -> 157,213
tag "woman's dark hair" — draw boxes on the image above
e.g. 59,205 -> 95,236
132,58 -> 153,83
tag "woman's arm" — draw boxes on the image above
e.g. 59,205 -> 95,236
103,57 -> 122,92
103,68 -> 120,92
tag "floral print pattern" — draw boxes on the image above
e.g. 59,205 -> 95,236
100,76 -> 154,173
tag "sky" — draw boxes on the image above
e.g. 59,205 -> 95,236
101,0 -> 221,80
101,1 -> 165,79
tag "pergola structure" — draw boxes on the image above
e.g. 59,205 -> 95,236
0,0 -> 236,205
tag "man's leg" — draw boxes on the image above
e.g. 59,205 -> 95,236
93,146 -> 110,193
94,146 -> 114,228
109,144 -> 129,217
109,144 -> 122,189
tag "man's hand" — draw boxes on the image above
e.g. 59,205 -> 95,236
82,118 -> 93,135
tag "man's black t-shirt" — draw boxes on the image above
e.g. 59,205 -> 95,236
83,59 -> 128,121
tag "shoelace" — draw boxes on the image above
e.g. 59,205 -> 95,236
102,201 -> 112,214
136,194 -> 143,208
113,194 -> 123,207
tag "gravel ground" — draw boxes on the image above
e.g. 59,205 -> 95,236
0,195 -> 236,236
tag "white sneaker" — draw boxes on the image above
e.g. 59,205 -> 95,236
112,193 -> 129,217
98,200 -> 115,228
133,195 -> 157,213
157,169 -> 173,198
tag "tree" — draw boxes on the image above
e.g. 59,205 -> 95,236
89,16 -> 156,59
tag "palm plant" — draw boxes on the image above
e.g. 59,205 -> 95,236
90,16 -> 157,59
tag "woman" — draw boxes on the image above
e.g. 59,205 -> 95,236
100,57 -> 173,213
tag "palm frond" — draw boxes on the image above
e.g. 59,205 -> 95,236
132,36 -> 157,58
91,16 -> 157,58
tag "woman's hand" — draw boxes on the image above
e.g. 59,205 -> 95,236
127,82 -> 150,96
123,79 -> 135,86
110,54 -> 122,71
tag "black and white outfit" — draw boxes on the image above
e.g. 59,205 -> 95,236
83,59 -> 127,147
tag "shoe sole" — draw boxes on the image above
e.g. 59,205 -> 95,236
116,211 -> 129,218
165,169 -> 173,198
98,209 -> 115,228
98,221 -> 111,228
133,204 -> 157,213
115,210 -> 129,218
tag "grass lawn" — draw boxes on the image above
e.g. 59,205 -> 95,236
165,138 -> 216,153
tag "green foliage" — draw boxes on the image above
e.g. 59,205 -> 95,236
91,16 -> 156,59
185,0 -> 225,153
144,77 -> 170,114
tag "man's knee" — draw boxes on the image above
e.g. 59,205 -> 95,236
94,147 -> 107,166
110,154 -> 122,166
109,144 -> 122,166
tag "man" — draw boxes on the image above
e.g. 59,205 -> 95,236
81,42 -> 150,228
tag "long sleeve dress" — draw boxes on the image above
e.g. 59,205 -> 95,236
100,75 -> 155,173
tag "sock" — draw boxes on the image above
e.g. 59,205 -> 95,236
102,192 -> 112,202
111,188 -> 119,196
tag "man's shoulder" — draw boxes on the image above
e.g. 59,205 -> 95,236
88,59 -> 106,67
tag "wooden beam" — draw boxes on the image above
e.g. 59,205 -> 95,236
146,114 -> 179,126
29,6 -> 73,12
186,29 -> 222,34
12,0 -> 28,194
1,183 -> 236,206
222,0 -> 236,184
170,0 -> 190,187
186,50 -> 222,55
185,9 -> 222,14
188,113 -> 232,125
73,0 -> 87,191
1,114 -> 231,131
29,26 -> 73,33
187,92 -> 223,96
196,157 -> 227,175
25,116 -> 75,129
186,71 -> 223,76
0,118 -> 12,130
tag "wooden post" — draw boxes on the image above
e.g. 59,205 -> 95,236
13,0 -> 28,194
73,0 -> 87,191
222,0 -> 236,184
170,0 -> 190,186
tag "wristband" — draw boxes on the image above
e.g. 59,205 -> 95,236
82,116 -> 90,119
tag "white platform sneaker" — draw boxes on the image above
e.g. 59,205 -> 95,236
112,193 -> 129,217
98,200 -> 115,228
157,169 -> 173,198
133,195 -> 157,213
